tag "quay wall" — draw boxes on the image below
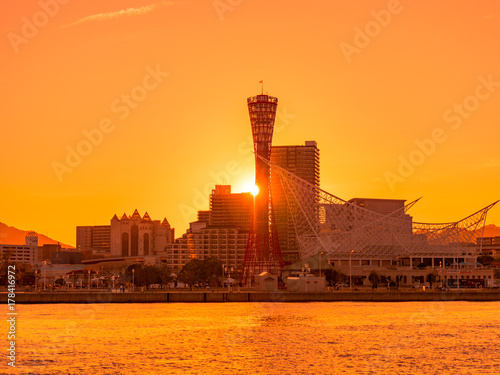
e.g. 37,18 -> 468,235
4,290 -> 500,304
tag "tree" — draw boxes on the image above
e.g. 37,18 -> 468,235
178,259 -> 205,288
125,264 -> 164,288
324,269 -> 346,286
178,257 -> 224,289
201,257 -> 223,286
426,272 -> 437,287
494,268 -> 500,281
158,264 -> 175,287
91,261 -> 131,288
477,256 -> 494,266
368,270 -> 379,288
395,275 -> 404,287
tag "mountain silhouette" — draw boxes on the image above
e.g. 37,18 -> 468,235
0,222 -> 74,248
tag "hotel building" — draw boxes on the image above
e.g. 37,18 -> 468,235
164,185 -> 251,272
110,210 -> 174,258
271,141 -> 320,264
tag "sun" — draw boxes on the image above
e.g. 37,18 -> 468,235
249,184 -> 259,196
235,176 -> 259,196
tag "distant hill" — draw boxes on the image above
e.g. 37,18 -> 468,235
475,224 -> 500,238
0,222 -> 74,248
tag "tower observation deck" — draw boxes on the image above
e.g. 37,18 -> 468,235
242,94 -> 283,283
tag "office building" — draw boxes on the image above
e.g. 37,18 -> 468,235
0,232 -> 38,264
163,185 -> 253,273
76,225 -> 111,254
271,141 -> 320,264
209,185 -> 252,230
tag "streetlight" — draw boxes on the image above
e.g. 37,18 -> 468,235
439,261 -> 442,289
350,250 -> 355,291
132,269 -> 135,292
42,260 -> 47,291
225,266 -> 234,291
35,270 -> 38,291
319,252 -> 324,278
88,270 -> 91,291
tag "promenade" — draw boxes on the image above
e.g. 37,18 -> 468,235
3,288 -> 500,304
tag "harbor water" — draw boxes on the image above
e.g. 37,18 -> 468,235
7,301 -> 500,374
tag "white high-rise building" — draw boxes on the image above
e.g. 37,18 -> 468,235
0,232 -> 38,264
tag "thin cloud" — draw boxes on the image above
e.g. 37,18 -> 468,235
484,13 -> 496,20
483,159 -> 500,168
61,1 -> 175,29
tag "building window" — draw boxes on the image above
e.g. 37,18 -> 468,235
131,225 -> 139,256
122,233 -> 129,257
144,233 -> 150,256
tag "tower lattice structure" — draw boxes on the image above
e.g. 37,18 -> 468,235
242,93 -> 283,283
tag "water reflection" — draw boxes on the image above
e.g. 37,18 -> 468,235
9,302 -> 500,374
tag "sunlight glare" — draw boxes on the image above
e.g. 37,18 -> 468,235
250,185 -> 259,196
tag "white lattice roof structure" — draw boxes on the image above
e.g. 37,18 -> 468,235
267,156 -> 498,260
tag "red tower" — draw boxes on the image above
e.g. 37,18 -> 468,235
242,93 -> 283,284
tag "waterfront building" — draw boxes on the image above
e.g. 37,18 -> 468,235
266,158 -> 499,289
286,252 -> 495,289
163,221 -> 248,273
477,236 -> 500,256
209,185 -> 252,230
76,225 -> 111,258
271,141 -> 320,264
326,197 -> 488,285
52,251 -> 82,265
163,187 -> 251,272
329,259 -> 496,289
38,243 -> 62,263
0,232 -> 38,264
287,275 -> 326,292
110,210 -> 174,258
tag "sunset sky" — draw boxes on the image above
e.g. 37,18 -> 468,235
1,0 -> 500,246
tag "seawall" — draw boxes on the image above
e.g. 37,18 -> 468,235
4,290 -> 500,304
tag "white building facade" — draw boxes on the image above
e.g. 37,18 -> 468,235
0,232 -> 38,264
110,210 -> 174,258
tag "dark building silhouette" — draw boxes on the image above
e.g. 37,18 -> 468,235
52,251 -> 82,264
209,185 -> 252,230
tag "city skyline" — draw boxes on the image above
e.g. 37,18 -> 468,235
2,1 -> 500,247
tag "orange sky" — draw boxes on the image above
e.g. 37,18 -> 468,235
1,0 -> 500,246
